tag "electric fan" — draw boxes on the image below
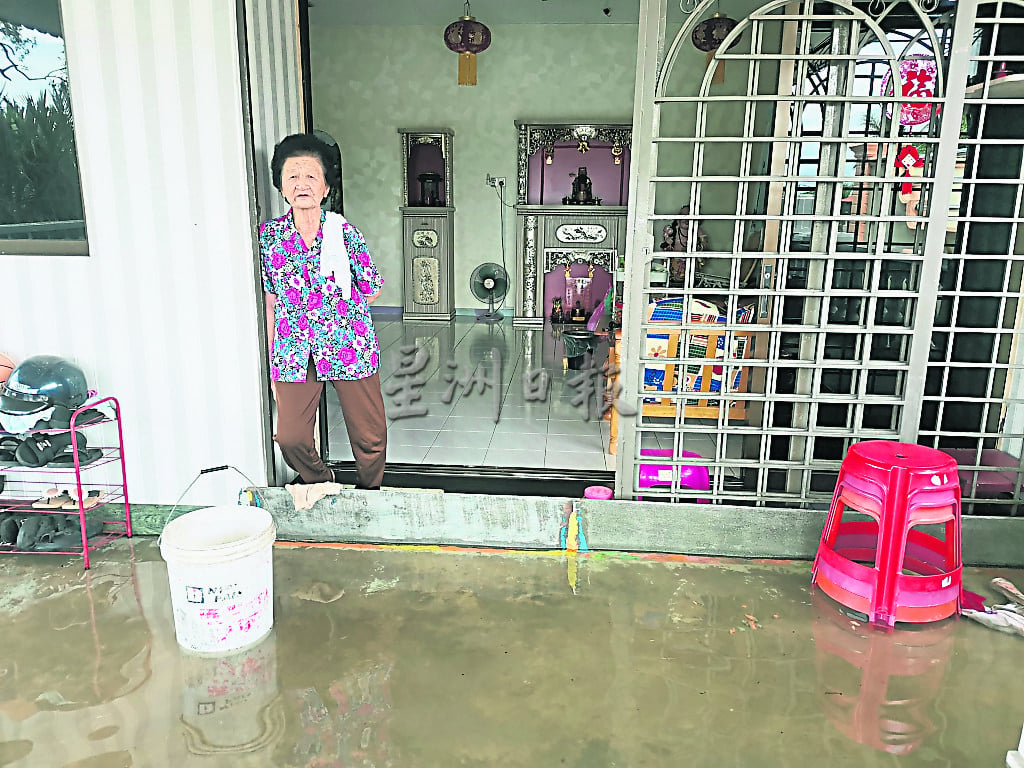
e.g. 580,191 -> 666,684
469,262 -> 508,322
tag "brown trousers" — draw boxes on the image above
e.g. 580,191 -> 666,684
275,360 -> 387,488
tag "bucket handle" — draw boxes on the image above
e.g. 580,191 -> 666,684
159,464 -> 258,545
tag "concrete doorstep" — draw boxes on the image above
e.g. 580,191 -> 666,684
124,486 -> 1024,568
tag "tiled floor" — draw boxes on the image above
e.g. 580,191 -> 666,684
326,316 -> 617,471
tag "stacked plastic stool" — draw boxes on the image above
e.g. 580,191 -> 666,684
811,440 -> 962,628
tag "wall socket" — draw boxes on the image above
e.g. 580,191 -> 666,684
486,175 -> 506,187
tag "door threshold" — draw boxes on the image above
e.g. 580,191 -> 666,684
329,462 -> 614,497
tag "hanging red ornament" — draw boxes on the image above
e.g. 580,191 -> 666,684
443,1 -> 491,86
880,55 -> 939,127
894,145 -> 924,201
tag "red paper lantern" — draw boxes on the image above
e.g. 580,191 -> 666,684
443,2 -> 491,86
880,55 -> 939,127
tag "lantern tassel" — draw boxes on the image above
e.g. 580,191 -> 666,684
707,51 -> 726,84
458,52 -> 477,85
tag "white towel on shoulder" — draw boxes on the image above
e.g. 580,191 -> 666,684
319,211 -> 352,298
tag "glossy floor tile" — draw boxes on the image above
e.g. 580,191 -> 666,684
1,540 -> 1022,766
326,317 -> 616,471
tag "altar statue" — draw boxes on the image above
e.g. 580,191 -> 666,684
563,166 -> 599,205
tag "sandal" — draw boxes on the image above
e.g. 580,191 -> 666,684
61,490 -> 107,511
0,436 -> 19,462
15,434 -> 67,468
16,515 -> 59,551
0,513 -> 26,545
49,446 -> 102,468
35,518 -> 105,552
33,489 -> 73,509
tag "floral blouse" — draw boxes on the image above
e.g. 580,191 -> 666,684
260,210 -> 383,382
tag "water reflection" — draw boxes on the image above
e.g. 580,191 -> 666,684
0,563 -> 151,717
284,661 -> 395,767
812,592 -> 954,755
179,631 -> 283,756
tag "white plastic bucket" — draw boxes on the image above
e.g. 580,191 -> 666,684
160,505 -> 276,655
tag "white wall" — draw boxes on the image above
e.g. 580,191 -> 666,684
309,23 -> 640,313
0,0 -> 269,504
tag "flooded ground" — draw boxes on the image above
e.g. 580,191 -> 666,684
0,539 -> 1021,767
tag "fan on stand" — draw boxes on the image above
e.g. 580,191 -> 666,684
469,262 -> 508,323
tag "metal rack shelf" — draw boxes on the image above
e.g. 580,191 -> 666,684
0,396 -> 132,568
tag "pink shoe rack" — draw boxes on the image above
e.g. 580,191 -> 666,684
0,396 -> 132,569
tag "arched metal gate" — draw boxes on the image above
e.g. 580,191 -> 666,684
617,0 -> 1024,515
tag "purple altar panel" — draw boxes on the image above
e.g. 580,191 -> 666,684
527,142 -> 630,205
543,262 -> 612,322
407,142 -> 447,206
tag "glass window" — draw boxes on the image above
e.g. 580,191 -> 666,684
0,1 -> 87,255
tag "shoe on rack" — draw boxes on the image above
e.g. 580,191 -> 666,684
60,490 -> 107,511
16,515 -> 59,550
32,489 -> 73,509
35,518 -> 105,552
0,514 -> 25,545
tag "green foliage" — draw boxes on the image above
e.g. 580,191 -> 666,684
0,79 -> 83,225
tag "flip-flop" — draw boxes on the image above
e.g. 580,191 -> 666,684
61,490 -> 107,511
33,490 -> 73,509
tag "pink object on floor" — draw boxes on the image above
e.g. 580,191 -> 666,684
584,485 -> 613,500
811,440 -> 963,628
638,448 -> 710,502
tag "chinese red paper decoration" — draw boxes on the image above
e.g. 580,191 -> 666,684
443,1 -> 491,86
880,55 -> 939,126
895,145 -> 924,201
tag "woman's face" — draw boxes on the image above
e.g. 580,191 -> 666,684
281,155 -> 329,210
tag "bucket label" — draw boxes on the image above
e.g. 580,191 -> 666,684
198,589 -> 270,640
186,583 -> 244,604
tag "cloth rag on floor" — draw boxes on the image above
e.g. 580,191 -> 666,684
286,481 -> 343,511
319,212 -> 352,298
962,576 -> 1024,638
963,604 -> 1024,637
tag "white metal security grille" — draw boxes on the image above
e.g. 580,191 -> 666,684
618,0 -> 1024,514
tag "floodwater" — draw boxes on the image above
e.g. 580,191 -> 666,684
0,539 -> 1021,767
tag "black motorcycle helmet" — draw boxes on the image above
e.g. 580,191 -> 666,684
0,355 -> 89,415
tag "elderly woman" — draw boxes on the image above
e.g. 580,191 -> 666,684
260,133 -> 386,489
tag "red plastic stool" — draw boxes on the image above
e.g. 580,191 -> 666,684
811,441 -> 962,628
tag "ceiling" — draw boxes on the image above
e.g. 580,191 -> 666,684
307,0 -> 674,26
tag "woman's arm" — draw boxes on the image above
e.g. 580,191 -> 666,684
265,292 -> 277,355
265,292 -> 277,400
345,224 -> 384,300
